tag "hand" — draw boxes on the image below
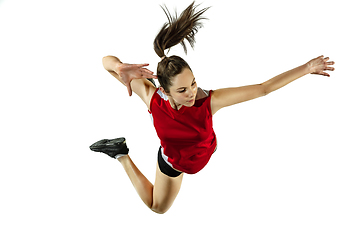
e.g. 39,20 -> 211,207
307,55 -> 335,77
115,63 -> 157,96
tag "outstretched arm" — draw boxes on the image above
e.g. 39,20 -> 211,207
102,56 -> 157,109
211,55 -> 335,115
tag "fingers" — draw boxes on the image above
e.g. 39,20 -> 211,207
135,63 -> 150,68
142,68 -> 154,75
320,71 -> 330,77
134,63 -> 157,78
140,67 -> 158,79
320,56 -> 336,73
325,66 -> 335,71
317,56 -> 334,64
324,57 -> 335,71
319,56 -> 335,65
311,71 -> 330,77
308,55 -> 335,77
126,82 -> 133,96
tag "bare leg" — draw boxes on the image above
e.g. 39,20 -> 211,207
118,155 -> 183,214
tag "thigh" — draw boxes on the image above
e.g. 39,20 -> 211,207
152,162 -> 184,213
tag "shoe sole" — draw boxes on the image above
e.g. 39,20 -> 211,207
89,137 -> 126,152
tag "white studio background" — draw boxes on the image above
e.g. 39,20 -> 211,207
1,0 -> 359,239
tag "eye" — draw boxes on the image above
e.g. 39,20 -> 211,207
177,81 -> 196,93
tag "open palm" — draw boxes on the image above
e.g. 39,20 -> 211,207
117,63 -> 157,96
307,55 -> 335,77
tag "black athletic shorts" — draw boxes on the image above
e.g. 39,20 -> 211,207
157,147 -> 183,178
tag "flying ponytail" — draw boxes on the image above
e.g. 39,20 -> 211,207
153,1 -> 210,92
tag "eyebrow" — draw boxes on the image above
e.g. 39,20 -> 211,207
176,78 -> 196,90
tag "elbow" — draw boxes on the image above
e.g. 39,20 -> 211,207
260,84 -> 270,97
263,89 -> 270,97
102,56 -> 109,69
102,56 -> 113,68
102,55 -> 111,62
102,55 -> 122,71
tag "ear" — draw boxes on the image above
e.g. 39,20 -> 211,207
159,87 -> 171,96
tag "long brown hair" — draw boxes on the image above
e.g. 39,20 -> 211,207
154,1 -> 210,92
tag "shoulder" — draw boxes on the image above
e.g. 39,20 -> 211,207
210,89 -> 223,115
196,87 -> 210,100
149,88 -> 168,112
193,88 -> 213,112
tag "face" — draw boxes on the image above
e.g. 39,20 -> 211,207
161,68 -> 197,109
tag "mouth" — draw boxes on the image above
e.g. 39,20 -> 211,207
187,98 -> 195,103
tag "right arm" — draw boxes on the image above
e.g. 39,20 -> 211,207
102,56 -> 157,110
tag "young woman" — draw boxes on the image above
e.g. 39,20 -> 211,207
90,2 -> 335,214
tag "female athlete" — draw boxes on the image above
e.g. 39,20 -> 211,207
90,1 -> 335,214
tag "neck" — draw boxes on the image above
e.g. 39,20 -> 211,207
169,97 -> 183,110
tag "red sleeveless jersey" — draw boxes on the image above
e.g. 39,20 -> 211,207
149,88 -> 217,174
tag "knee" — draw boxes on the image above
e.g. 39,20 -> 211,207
152,208 -> 168,214
151,203 -> 170,214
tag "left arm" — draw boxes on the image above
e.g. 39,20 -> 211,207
211,55 -> 335,115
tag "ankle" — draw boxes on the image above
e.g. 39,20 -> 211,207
117,154 -> 130,162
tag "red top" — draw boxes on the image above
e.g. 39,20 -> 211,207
149,89 -> 217,174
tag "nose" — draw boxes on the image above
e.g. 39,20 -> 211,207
188,89 -> 195,98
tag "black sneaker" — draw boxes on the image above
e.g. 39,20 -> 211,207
89,137 -> 129,158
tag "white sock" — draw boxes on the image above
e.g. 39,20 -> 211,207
115,154 -> 127,159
